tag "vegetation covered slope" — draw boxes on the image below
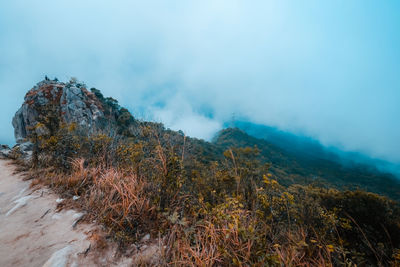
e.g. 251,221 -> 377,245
12,82 -> 400,266
215,127 -> 400,201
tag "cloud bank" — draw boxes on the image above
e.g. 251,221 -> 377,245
0,0 -> 399,164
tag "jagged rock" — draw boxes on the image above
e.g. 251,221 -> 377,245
141,233 -> 150,242
8,142 -> 34,164
18,141 -> 33,152
0,145 -> 11,158
60,84 -> 103,128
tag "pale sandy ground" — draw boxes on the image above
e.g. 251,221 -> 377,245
0,159 -> 160,267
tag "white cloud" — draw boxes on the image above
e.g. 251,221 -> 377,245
0,0 -> 399,164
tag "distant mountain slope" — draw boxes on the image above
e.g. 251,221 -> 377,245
213,127 -> 400,201
233,121 -> 400,176
232,121 -> 338,161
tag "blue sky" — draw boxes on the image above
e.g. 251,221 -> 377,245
0,0 -> 399,164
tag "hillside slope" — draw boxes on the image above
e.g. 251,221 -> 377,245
5,78 -> 400,266
214,128 -> 400,200
234,120 -> 400,176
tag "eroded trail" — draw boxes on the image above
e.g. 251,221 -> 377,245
0,159 -> 137,267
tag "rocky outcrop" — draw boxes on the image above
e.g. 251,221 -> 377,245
0,142 -> 33,164
12,79 -> 107,143
13,142 -> 34,163
0,145 -> 11,158
11,78 -> 140,166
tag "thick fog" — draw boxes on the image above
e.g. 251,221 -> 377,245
0,1 -> 399,165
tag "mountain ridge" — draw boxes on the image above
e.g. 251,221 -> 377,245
233,120 -> 400,176
6,78 -> 400,201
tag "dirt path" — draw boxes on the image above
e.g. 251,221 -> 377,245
0,159 -> 140,267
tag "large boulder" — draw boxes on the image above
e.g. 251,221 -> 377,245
11,78 -> 140,167
12,79 -> 106,143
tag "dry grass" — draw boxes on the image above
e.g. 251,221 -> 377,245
30,158 -> 157,242
24,157 -> 391,266
29,159 -> 336,266
85,166 -> 157,240
273,228 -> 334,267
89,230 -> 109,250
167,222 -> 222,266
